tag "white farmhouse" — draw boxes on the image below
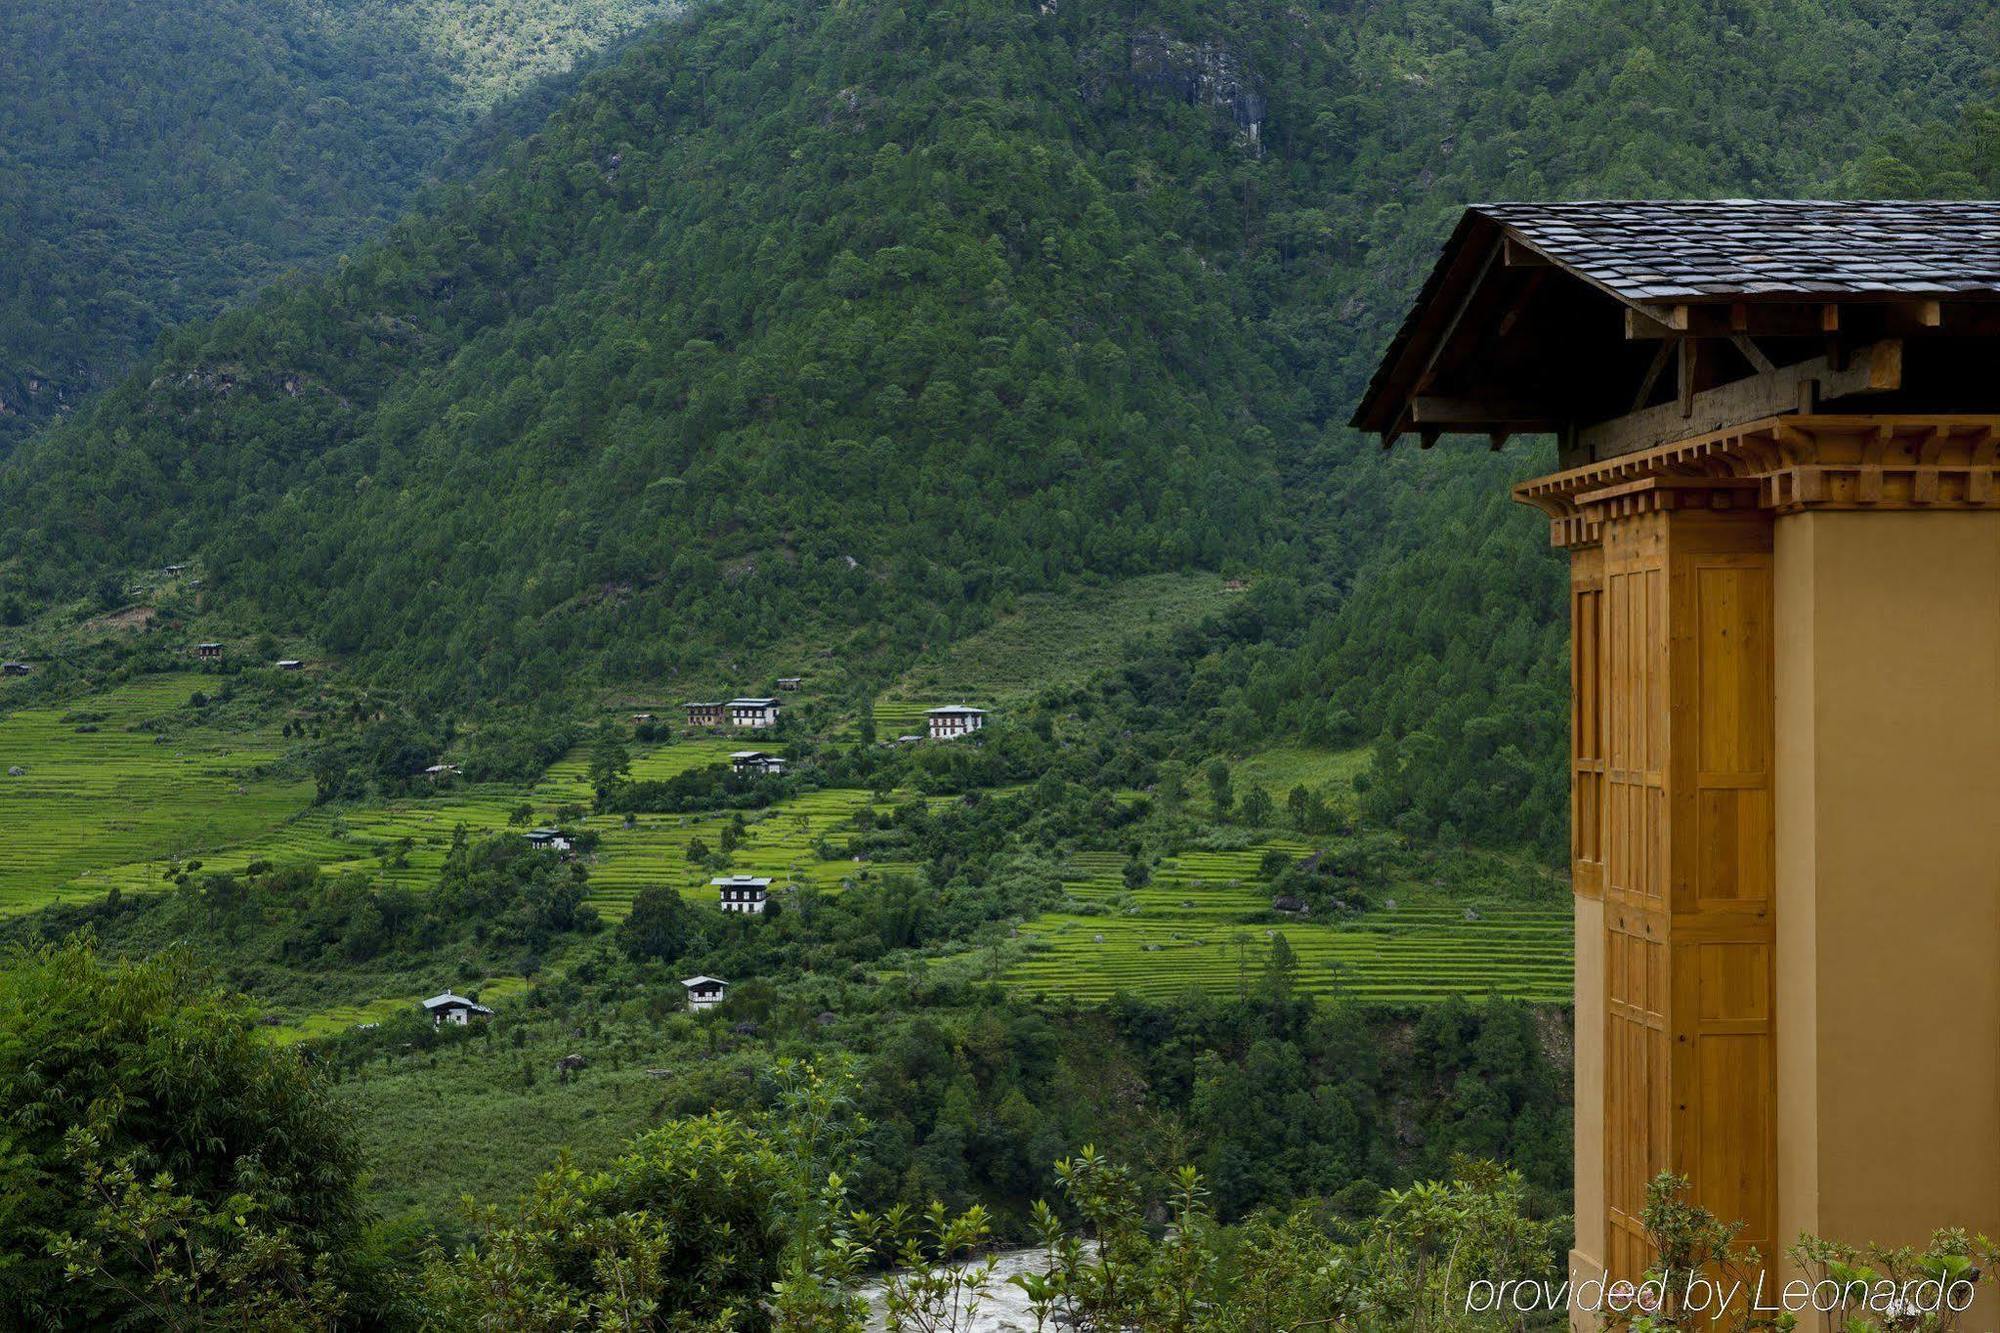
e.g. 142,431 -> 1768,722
712,874 -> 771,914
423,992 -> 494,1026
681,976 -> 728,1011
728,697 -> 781,728
925,705 -> 987,740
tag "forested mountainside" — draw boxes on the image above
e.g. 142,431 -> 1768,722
0,0 -> 681,448
4,0 -> 1997,860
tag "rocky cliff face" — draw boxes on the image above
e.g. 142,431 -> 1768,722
1127,28 -> 1266,153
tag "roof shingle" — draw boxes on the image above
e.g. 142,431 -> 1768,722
1478,200 -> 2000,302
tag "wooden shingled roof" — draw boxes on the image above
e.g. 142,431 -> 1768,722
1352,200 -> 2000,457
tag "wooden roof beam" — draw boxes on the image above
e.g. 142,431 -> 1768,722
1414,238 -> 1506,393
1627,300 -> 2000,340
1579,338 -> 1903,461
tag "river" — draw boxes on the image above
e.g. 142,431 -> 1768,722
859,1246 -> 1052,1332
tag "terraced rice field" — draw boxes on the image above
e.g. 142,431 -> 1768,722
71,736 -> 917,921
871,699 -> 939,737
0,674 -> 311,914
1006,847 -> 1571,1004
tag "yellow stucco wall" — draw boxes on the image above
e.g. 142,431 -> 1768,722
1773,510 -> 2000,1251
1572,890 -> 1605,1284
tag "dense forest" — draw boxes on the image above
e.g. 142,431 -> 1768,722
5,0 -> 1996,859
0,0 -> 680,447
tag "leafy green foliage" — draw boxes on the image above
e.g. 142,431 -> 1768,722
417,1113 -> 788,1330
616,883 -> 699,963
0,939 -> 364,1327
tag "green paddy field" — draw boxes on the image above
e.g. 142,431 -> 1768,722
1,672 -> 1570,1014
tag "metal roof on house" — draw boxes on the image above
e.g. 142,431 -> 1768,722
729,697 -> 780,706
680,976 -> 726,988
422,991 -> 493,1013
711,875 -> 772,888
926,705 -> 986,715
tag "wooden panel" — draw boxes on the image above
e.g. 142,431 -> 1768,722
1574,582 -> 1606,883
1694,1033 -> 1774,1240
1695,941 -> 1771,1026
1695,564 -> 1771,777
1574,498 -> 1775,1308
1688,554 -> 1774,910
1605,560 -> 1666,904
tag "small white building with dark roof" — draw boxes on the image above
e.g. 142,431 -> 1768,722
681,976 -> 727,1011
525,827 -> 571,851
423,991 -> 494,1026
712,874 -> 771,913
926,705 -> 987,740
730,750 -> 786,776
728,697 -> 781,728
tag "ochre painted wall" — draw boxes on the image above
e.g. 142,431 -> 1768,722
1773,510 -> 2000,1251
1573,890 -> 1606,1281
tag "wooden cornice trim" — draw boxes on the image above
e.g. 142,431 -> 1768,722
1516,414 -> 2000,547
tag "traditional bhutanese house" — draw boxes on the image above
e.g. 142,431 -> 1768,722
275,659 -> 303,670
162,563 -> 187,575
727,697 -> 781,728
194,642 -> 223,661
631,712 -> 654,723
422,991 -> 494,1026
777,676 -> 804,690
925,705 -> 986,740
422,763 -> 461,780
684,701 -> 726,728
730,750 -> 786,776
1354,200 -> 2000,1326
681,975 -> 727,1011
524,827 -> 571,852
711,874 -> 771,914
0,661 -> 29,676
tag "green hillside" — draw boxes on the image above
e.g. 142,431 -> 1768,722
6,0 -> 1996,861
6,3 -> 2000,1324
0,0 -> 681,448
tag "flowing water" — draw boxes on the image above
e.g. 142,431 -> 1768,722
860,1246 -> 1052,1331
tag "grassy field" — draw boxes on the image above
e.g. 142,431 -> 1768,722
0,676 -> 920,922
0,674 -> 312,914
4,675 -> 1568,1011
268,976 -> 533,1045
49,729 -> 930,924
875,573 -> 1243,730
1231,745 -> 1367,804
1004,846 -> 1570,1005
